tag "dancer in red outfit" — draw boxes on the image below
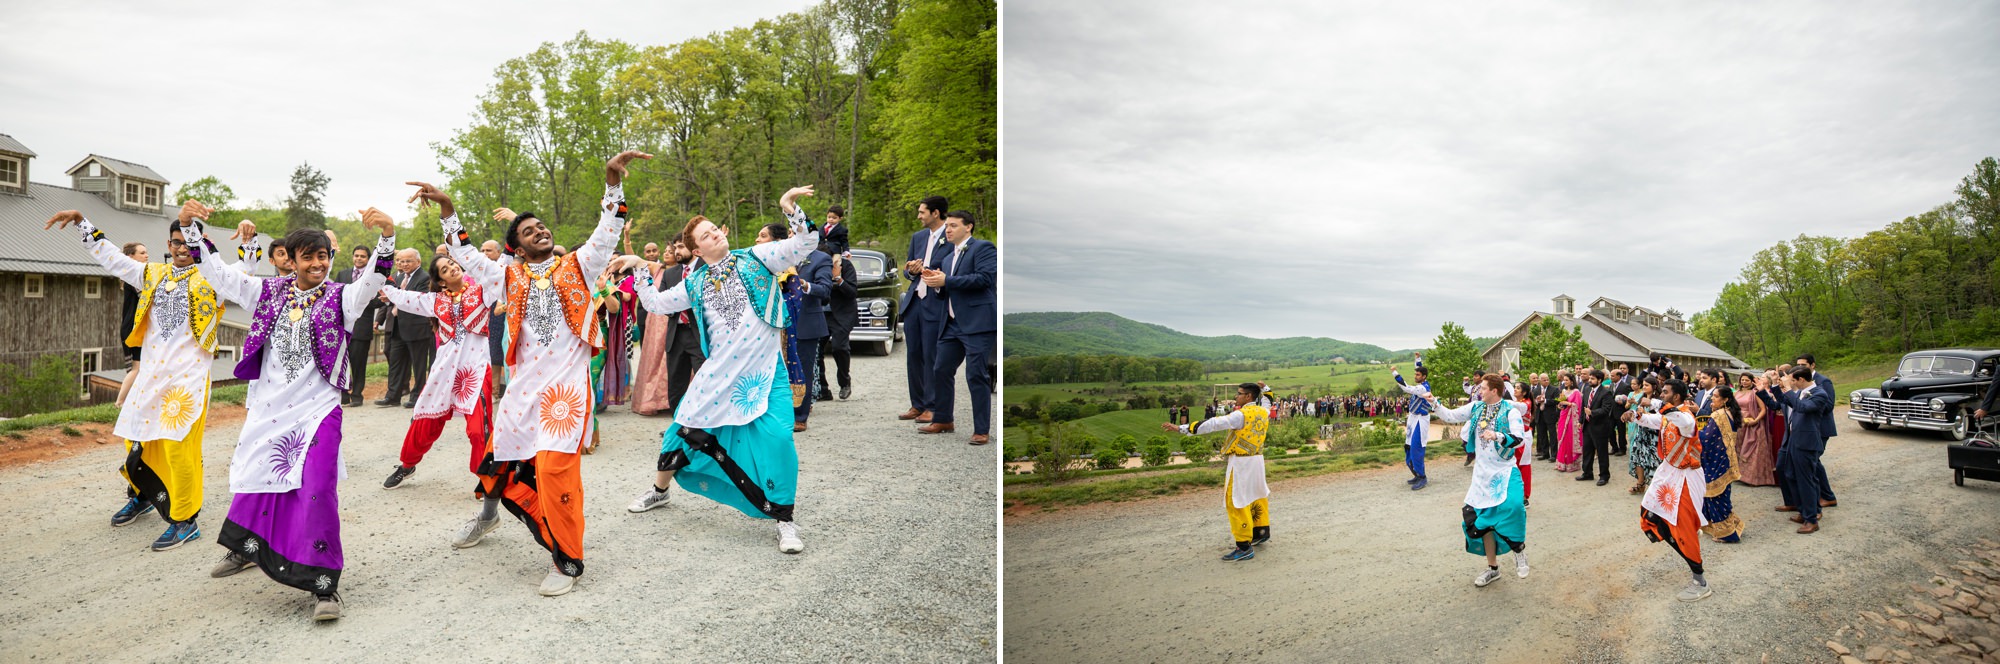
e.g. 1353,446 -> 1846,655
376,253 -> 495,491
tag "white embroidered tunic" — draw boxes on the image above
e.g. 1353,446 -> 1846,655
1433,399 -> 1526,510
380,284 -> 489,419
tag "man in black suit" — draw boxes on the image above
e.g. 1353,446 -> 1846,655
1531,374 -> 1556,459
1577,369 -> 1617,485
1793,353 -> 1839,508
335,245 -> 384,406
773,222 -> 834,432
917,210 -> 997,445
898,196 -> 950,424
377,249 -> 434,407
658,241 -> 705,412
1609,367 -> 1632,455
1766,366 -> 1833,533
818,244 -> 859,401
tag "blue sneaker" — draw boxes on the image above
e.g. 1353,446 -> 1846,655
111,497 -> 155,527
1221,547 -> 1254,562
150,520 -> 200,551
1411,477 -> 1429,491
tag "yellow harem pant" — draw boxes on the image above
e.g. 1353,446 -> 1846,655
1223,472 -> 1270,545
121,415 -> 205,523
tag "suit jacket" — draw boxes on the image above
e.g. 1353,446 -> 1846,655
1768,386 -> 1834,452
927,237 -> 997,335
1981,366 -> 2000,415
336,266 -> 384,341
657,264 -> 703,357
380,270 -> 434,342
1812,372 -> 1838,438
821,222 -> 851,256
901,226 -> 948,322
793,251 -> 834,340
1585,384 -> 1620,437
827,257 -> 859,331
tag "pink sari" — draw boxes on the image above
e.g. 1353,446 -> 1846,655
1555,389 -> 1583,471
1734,390 -> 1777,485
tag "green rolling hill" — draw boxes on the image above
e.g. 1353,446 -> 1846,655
1005,311 -> 1404,364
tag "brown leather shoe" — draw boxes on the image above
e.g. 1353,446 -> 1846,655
1819,499 -> 1837,508
1775,505 -> 1798,512
917,422 -> 955,434
793,422 -> 807,432
969,434 -> 989,446
897,408 -> 922,420
914,410 -> 935,424
1797,522 -> 1819,534
1788,514 -> 1803,524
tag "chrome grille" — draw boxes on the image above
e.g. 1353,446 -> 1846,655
1853,397 -> 1949,425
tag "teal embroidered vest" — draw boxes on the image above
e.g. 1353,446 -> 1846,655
682,249 -> 788,355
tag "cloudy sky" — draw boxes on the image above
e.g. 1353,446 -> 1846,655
1,0 -> 810,220
1003,1 -> 2000,350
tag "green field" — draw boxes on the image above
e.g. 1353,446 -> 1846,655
1005,362 -> 1410,406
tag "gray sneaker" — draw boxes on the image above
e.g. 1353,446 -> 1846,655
1514,552 -> 1530,578
1474,569 -> 1501,587
313,593 -> 342,621
538,565 -> 577,597
451,516 -> 503,549
211,551 -> 256,578
627,487 -> 671,513
1677,580 -> 1712,602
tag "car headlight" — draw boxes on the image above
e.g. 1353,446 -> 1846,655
868,300 -> 889,317
1850,391 -> 1864,404
1930,398 -> 1946,412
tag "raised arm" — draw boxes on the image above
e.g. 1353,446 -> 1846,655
752,186 -> 821,274
410,182 -> 505,305
378,284 -> 440,317
626,257 -> 692,316
55,215 -> 148,289
1430,400 -> 1476,424
184,219 -> 264,308
339,211 -> 397,321
575,151 -> 653,278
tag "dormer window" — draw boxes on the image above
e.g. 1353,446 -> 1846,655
124,181 -> 141,205
142,184 -> 159,208
89,163 -> 102,177
0,155 -> 19,186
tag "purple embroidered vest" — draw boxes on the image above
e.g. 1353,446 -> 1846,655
234,277 -> 352,391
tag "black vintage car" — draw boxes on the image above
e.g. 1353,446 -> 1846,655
844,248 -> 905,356
1848,348 -> 2000,441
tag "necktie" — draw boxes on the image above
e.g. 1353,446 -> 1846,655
917,231 -> 938,298
677,265 -> 692,324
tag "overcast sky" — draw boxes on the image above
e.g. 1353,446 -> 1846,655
1,0 -> 811,221
1003,1 -> 2000,350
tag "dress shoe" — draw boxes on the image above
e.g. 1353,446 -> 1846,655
1796,522 -> 1819,534
915,410 -> 935,424
375,396 -> 400,407
1575,475 -> 1594,482
1819,499 -> 1837,508
839,386 -> 851,400
403,398 -> 417,409
1789,514 -> 1803,524
1595,478 -> 1608,486
793,422 -> 808,432
969,434 -> 990,446
817,390 -> 834,402
897,408 -> 922,420
1775,505 -> 1798,512
917,422 -> 956,434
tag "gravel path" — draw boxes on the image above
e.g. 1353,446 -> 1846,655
1004,410 -> 2000,663
0,348 -> 996,662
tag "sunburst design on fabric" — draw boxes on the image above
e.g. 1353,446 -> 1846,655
315,575 -> 332,591
159,386 -> 199,430
244,537 -> 260,554
538,384 -> 587,438
267,429 -> 309,478
452,367 -> 482,403
731,370 -> 770,415
1651,480 -> 1679,515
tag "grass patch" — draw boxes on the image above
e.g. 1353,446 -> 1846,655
0,363 -> 384,435
1822,358 -> 1902,405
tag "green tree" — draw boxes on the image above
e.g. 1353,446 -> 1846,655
284,162 -> 331,231
1425,322 -> 1485,402
0,355 -> 79,417
173,175 -> 237,210
868,0 -> 996,233
1140,435 -> 1174,467
1516,316 -> 1593,376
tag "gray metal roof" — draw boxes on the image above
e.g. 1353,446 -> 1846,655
0,181 -> 263,327
1482,312 -> 1652,364
66,154 -> 167,184
1582,311 -> 1743,364
0,133 -> 35,157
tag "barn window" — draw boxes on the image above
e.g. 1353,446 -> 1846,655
85,277 -> 102,299
24,273 -> 44,298
79,348 -> 103,399
143,185 -> 160,209
124,181 -> 142,206
0,156 -> 19,186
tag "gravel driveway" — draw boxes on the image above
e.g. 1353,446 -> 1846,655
0,348 -> 996,662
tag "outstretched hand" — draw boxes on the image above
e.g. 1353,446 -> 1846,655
177,199 -> 215,224
227,220 -> 257,242
605,150 -> 654,186
43,210 -> 85,230
405,182 -> 455,218
606,254 -> 646,275
493,207 -> 518,223
360,208 -> 396,237
1159,422 -> 1179,433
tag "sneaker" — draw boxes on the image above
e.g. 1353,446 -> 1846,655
1221,547 -> 1254,562
1411,477 -> 1428,491
383,465 -> 416,489
211,551 -> 257,578
1249,527 -> 1270,546
778,521 -> 805,554
627,487 -> 671,513
1514,552 -> 1530,578
1677,580 -> 1712,602
313,593 -> 342,621
150,520 -> 200,551
1474,569 -> 1501,587
111,497 -> 155,527
538,565 -> 577,597
1405,476 -> 1420,485
451,516 -> 502,549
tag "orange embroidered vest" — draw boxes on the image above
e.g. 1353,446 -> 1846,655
1658,403 -> 1702,468
504,253 -> 601,366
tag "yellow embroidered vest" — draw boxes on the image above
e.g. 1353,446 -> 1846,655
1221,404 -> 1270,456
125,263 -> 223,353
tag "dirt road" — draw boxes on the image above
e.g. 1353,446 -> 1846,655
0,349 -> 997,661
1004,410 -> 2000,663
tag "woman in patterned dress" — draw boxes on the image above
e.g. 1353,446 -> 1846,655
1555,375 -> 1582,472
1627,376 -> 1663,494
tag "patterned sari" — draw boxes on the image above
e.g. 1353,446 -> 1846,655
1698,408 -> 1744,542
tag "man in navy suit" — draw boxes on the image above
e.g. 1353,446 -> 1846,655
1765,366 -> 1832,533
899,196 -> 950,424
1793,353 -> 1838,507
917,210 -> 996,445
763,222 -> 834,432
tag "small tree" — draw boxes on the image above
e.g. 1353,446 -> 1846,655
1032,422 -> 1086,482
1182,435 -> 1216,464
1517,316 -> 1594,376
1094,442 -> 1126,470
1141,435 -> 1174,467
0,354 -> 80,417
1114,433 -> 1139,456
1425,322 -> 1487,402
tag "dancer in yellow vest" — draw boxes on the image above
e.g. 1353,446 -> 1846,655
1163,382 -> 1270,561
45,201 -> 258,552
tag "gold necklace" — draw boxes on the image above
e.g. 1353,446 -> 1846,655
526,259 -> 557,290
287,283 -> 325,323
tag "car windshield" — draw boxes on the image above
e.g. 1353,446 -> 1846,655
1898,356 -> 1934,375
850,254 -> 886,281
1899,356 -> 1977,376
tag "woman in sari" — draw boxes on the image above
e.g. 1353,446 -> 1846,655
1555,375 -> 1582,472
1733,373 -> 1777,486
1700,386 -> 1745,542
1515,381 -> 1535,506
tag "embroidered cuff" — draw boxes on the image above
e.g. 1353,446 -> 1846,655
441,214 -> 469,247
784,205 -> 812,235
602,182 -> 624,212
371,234 -> 396,276
181,221 -> 210,263
237,236 -> 263,264
77,219 -> 105,244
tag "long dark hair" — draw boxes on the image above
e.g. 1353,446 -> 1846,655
427,254 -> 457,293
1714,386 -> 1744,429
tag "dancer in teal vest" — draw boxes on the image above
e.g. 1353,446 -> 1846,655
624,185 -> 820,554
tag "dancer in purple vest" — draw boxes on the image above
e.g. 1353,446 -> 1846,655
197,209 -> 397,622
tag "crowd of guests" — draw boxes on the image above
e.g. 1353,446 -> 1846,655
1158,394 -> 1415,426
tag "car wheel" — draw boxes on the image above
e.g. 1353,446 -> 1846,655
1859,421 -> 1880,431
1946,413 -> 1971,442
869,338 -> 894,356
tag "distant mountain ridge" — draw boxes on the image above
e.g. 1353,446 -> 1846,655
1005,311 -> 1404,364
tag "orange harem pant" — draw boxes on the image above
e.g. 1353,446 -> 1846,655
399,368 -> 491,473
483,444 -> 586,577
1639,483 -> 1703,575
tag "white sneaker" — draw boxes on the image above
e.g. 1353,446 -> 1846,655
538,565 -> 577,597
1514,552 -> 1530,578
451,516 -> 502,549
1474,569 -> 1501,587
1677,580 -> 1712,602
777,521 -> 804,554
627,487 -> 671,513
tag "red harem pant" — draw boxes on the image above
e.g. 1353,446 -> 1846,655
399,368 -> 491,474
